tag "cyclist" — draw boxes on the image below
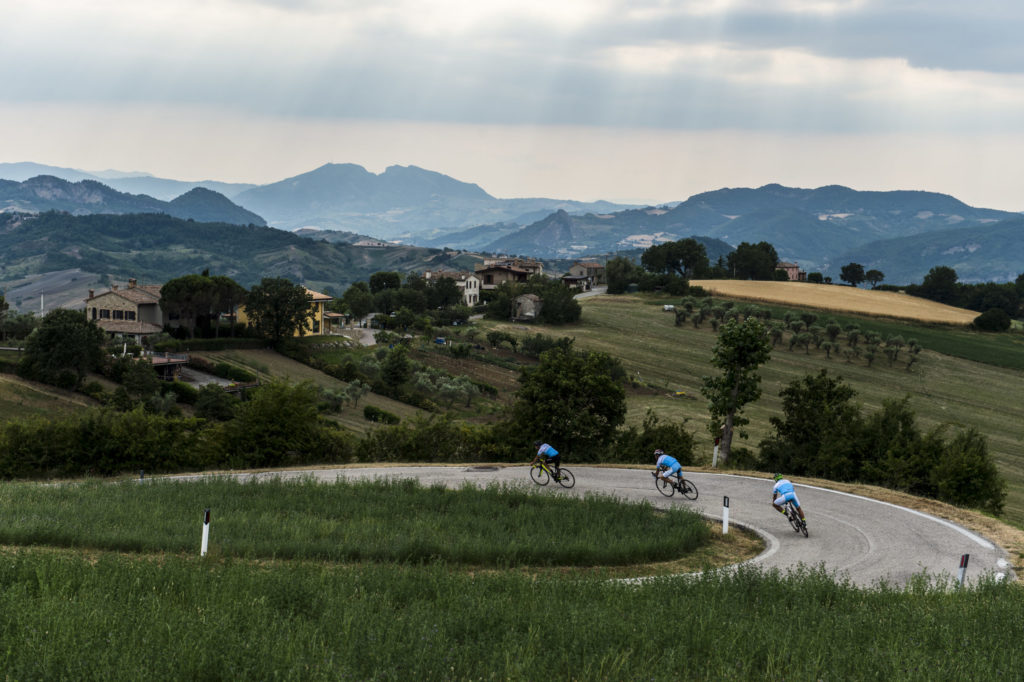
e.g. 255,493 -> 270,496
771,473 -> 806,525
654,449 -> 684,487
532,441 -> 562,479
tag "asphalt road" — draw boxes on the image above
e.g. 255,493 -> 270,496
201,465 -> 1013,587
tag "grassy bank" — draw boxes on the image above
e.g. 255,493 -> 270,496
0,477 -> 711,567
0,551 -> 1019,680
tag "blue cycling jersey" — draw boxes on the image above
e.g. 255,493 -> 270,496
773,479 -> 795,496
537,444 -> 558,458
657,454 -> 679,469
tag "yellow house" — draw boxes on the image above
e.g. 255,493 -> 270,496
235,287 -> 332,337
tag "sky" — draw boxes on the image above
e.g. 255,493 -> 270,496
3,0 -> 1024,210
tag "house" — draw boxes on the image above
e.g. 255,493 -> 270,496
777,262 -> 807,282
474,264 -> 531,290
474,257 -> 544,290
565,260 -> 606,290
512,293 -> 542,321
565,258 -> 602,284
84,279 -> 165,343
423,270 -> 483,306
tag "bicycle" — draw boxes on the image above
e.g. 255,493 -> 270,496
782,500 -> 808,537
652,470 -> 698,500
529,460 -> 575,488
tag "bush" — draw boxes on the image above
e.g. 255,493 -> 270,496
363,405 -> 400,424
973,308 -> 1011,332
613,410 -> 696,465
165,381 -> 199,405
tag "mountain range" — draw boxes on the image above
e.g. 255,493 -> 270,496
2,161 -> 1023,285
0,175 -> 265,227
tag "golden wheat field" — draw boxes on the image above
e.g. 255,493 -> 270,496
689,280 -> 977,325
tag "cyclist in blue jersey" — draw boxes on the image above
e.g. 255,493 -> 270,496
654,449 -> 684,486
532,441 -> 562,478
771,473 -> 806,524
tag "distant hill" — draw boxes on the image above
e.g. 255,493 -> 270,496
0,176 -> 266,226
483,184 -> 1019,278
233,163 -> 637,237
0,212 -> 482,313
835,215 -> 1024,284
0,162 -> 256,201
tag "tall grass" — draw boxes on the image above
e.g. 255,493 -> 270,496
0,477 -> 710,566
0,551 -> 1019,680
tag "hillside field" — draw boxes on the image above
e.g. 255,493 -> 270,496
690,279 -> 978,325
486,292 -> 1024,525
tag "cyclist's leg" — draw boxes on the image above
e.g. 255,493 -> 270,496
550,454 -> 561,476
791,493 -> 806,522
772,494 -> 788,514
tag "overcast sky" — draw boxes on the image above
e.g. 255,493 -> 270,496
3,0 -> 1024,209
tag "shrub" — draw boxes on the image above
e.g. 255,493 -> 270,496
363,405 -> 400,424
165,381 -> 199,405
973,308 -> 1011,332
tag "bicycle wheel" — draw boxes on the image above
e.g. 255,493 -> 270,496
529,465 -> 550,486
678,478 -> 698,501
787,505 -> 803,533
555,468 -> 575,489
656,476 -> 675,497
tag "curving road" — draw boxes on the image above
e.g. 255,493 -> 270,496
203,465 -> 1013,587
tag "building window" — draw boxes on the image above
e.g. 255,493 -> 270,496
99,309 -> 111,319
113,310 -> 125,320
127,311 -> 136,321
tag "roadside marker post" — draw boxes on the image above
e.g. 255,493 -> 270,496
957,553 -> 970,586
201,508 -> 211,557
722,496 -> 730,535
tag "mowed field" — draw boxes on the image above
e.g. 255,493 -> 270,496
487,292 -> 1024,526
690,280 -> 978,325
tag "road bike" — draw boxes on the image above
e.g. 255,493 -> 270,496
783,500 -> 808,537
529,460 -> 575,488
652,470 -> 698,500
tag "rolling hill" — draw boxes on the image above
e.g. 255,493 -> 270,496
0,211 -> 481,313
0,176 -> 266,226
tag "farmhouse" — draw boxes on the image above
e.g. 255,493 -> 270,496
777,261 -> 807,282
422,270 -> 483,306
563,260 -> 606,290
84,279 -> 165,343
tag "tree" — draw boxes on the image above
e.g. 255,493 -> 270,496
865,269 -> 885,289
919,266 -> 959,304
605,256 -> 643,294
369,271 -> 402,294
211,275 -> 247,337
0,293 -> 8,341
973,308 -> 1011,332
195,384 -> 239,421
17,309 -> 106,389
727,242 -> 779,280
340,282 -> 375,324
511,344 -> 626,459
220,381 -> 322,468
758,370 -> 863,479
699,317 -> 772,464
839,263 -> 866,287
641,238 -> 709,279
245,278 -> 313,344
429,277 -> 463,309
160,273 -> 217,339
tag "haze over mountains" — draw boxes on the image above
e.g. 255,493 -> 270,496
1,161 -> 1023,286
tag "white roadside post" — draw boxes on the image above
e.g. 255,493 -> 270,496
722,496 -> 730,535
201,508 -> 211,557
957,553 -> 970,586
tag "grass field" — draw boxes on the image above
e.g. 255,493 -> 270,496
486,294 -> 1024,526
0,483 -> 1020,680
0,374 -> 94,422
194,349 -> 427,433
